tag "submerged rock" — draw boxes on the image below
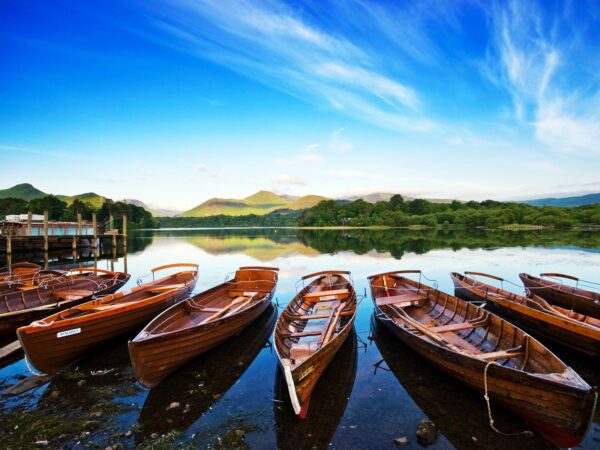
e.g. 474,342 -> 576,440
416,419 -> 438,446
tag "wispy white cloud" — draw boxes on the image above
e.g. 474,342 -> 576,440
487,0 -> 600,154
329,127 -> 352,152
141,0 -> 434,132
194,163 -> 208,170
303,142 -> 320,152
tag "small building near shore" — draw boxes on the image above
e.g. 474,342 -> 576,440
0,214 -> 95,237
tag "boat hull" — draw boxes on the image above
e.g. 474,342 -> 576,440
18,289 -> 190,374
520,274 -> 600,320
452,275 -> 600,356
129,297 -> 272,388
286,316 -> 353,417
374,305 -> 596,448
0,281 -> 127,337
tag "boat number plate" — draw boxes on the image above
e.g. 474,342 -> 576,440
57,328 -> 81,338
319,295 -> 336,301
298,366 -> 314,381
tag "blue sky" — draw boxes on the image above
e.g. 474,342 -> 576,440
1,0 -> 599,210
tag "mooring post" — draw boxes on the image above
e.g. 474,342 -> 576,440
27,211 -> 32,236
92,212 -> 97,249
123,249 -> 128,274
72,235 -> 77,251
6,235 -> 11,255
43,211 -> 49,252
109,212 -> 114,232
122,214 -> 127,250
77,212 -> 82,235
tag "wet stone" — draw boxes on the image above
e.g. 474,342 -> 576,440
416,419 -> 438,446
166,401 -> 180,410
77,379 -> 86,387
150,433 -> 159,440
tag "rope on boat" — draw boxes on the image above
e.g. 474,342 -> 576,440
483,361 -> 533,437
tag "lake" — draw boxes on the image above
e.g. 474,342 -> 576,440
1,228 -> 599,449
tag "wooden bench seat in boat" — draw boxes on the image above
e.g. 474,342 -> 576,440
53,289 -> 95,301
15,285 -> 39,291
290,301 -> 340,361
476,348 -> 523,361
375,294 -> 422,307
427,321 -> 484,333
303,289 -> 349,302
148,284 -> 186,294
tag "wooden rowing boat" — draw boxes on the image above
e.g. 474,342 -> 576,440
17,263 -> 199,374
452,272 -> 600,356
520,273 -> 600,320
370,316 -> 554,449
136,304 -> 277,442
129,266 -> 279,388
0,268 -> 66,294
0,262 -> 41,291
274,270 -> 357,418
369,270 -> 596,448
275,330 -> 357,450
0,267 -> 130,337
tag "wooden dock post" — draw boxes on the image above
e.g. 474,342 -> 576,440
77,212 -> 82,235
27,211 -> 32,236
6,235 -> 11,255
122,214 -> 127,250
43,211 -> 49,252
72,235 -> 77,251
109,212 -> 114,232
92,212 -> 97,249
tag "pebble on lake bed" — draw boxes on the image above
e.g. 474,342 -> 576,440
166,401 -> 180,410
394,436 -> 409,445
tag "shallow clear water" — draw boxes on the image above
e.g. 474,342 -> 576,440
1,229 -> 599,449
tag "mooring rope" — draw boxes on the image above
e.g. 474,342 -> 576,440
483,361 -> 533,437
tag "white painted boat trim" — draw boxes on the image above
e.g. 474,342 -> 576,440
283,364 -> 301,415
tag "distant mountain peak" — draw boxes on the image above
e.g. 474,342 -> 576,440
243,190 -> 288,205
0,183 -> 48,201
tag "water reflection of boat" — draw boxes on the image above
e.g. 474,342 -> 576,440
136,304 -> 277,442
370,317 -> 552,450
274,330 -> 356,450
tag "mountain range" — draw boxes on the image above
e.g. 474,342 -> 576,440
2,183 -> 599,218
523,193 -> 600,207
179,191 -> 328,217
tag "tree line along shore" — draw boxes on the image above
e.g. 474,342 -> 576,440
2,194 -> 599,230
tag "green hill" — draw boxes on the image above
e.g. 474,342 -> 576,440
179,191 -> 328,217
56,192 -> 107,208
0,183 -> 47,201
288,195 -> 328,210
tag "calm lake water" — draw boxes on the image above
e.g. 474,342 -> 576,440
1,228 -> 599,449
